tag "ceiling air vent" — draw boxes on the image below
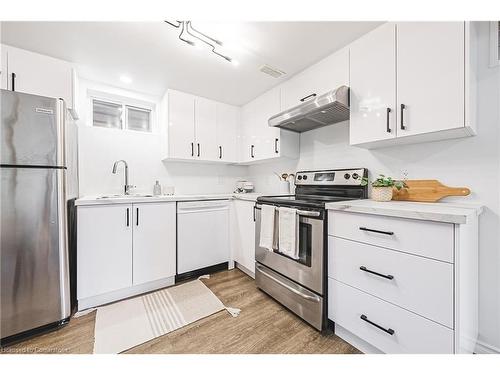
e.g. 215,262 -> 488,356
259,64 -> 286,79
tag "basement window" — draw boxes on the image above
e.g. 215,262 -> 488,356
91,96 -> 153,133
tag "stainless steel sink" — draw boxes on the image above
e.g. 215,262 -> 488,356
96,194 -> 154,199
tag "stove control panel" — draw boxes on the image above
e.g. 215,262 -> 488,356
295,168 -> 367,186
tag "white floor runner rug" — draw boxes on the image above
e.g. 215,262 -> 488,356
93,279 -> 236,353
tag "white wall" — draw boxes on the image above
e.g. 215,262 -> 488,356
76,79 -> 247,196
247,22 -> 500,352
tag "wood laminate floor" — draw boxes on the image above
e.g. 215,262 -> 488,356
2,269 -> 360,354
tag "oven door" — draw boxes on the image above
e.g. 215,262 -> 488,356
254,204 -> 324,294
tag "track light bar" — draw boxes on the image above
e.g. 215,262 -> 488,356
164,20 -> 234,63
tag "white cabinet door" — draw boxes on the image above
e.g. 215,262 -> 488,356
77,205 -> 133,299
168,89 -> 195,159
240,86 -> 281,161
4,45 -> 74,108
216,103 -> 239,162
132,202 -> 176,285
0,45 -> 7,90
233,200 -> 256,274
281,47 -> 349,111
396,22 -> 465,137
350,23 -> 397,145
194,96 -> 217,161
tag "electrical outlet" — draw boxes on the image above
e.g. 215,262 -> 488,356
400,169 -> 409,180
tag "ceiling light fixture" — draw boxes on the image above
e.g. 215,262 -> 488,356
120,75 -> 132,84
164,20 -> 234,63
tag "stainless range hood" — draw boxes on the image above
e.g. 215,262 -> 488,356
268,85 -> 350,133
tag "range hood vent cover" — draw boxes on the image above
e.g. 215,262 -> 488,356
268,86 -> 350,133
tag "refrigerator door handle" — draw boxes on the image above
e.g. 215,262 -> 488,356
56,168 -> 71,319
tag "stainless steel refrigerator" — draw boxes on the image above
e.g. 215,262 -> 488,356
1,89 -> 78,345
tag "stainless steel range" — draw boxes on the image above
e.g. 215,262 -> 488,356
254,168 -> 368,330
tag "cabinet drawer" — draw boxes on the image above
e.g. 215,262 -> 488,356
328,211 -> 454,262
328,279 -> 454,354
328,237 -> 453,327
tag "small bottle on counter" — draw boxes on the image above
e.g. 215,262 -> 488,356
153,180 -> 162,196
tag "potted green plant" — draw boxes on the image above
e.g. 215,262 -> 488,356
360,175 -> 408,202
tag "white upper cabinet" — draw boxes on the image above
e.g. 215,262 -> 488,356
396,22 -> 465,137
0,46 -> 7,90
350,22 -> 473,148
239,86 -> 299,163
216,103 -> 239,162
165,90 -> 238,163
281,47 -> 349,111
167,89 -> 196,159
1,44 -> 76,113
350,23 -> 397,145
194,96 -> 218,161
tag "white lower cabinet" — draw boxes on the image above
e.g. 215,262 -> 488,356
328,208 -> 479,354
132,202 -> 176,285
231,199 -> 256,276
328,279 -> 454,354
77,204 -> 133,300
77,202 -> 176,308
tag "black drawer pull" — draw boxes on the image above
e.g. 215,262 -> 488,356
359,227 -> 394,236
360,266 -> 394,280
300,93 -> 317,102
360,314 -> 395,335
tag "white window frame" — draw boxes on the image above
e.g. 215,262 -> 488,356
490,21 -> 500,67
88,89 -> 156,133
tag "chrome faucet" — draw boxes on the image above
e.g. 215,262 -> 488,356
112,160 -> 134,195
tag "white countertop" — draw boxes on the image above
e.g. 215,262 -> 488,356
75,192 -> 263,206
326,199 -> 483,224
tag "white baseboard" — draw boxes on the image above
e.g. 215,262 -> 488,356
475,339 -> 500,354
235,262 -> 255,279
78,276 -> 175,311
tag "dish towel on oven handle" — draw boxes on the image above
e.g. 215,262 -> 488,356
259,204 -> 276,251
278,206 -> 299,259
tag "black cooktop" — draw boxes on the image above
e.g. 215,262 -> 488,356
256,194 -> 359,210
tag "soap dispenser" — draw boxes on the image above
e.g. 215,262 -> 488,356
153,180 -> 162,196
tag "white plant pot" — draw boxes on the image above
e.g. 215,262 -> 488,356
372,186 -> 393,202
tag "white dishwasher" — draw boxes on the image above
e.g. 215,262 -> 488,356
177,200 -> 230,277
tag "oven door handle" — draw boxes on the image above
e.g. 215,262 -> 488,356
255,204 -> 321,218
256,264 -> 321,302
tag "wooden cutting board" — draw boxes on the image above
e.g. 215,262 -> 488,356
391,180 -> 471,202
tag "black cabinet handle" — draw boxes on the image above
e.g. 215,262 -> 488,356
360,266 -> 394,280
197,143 -> 200,157
136,207 -> 139,226
253,205 -> 256,222
359,227 -> 394,236
400,104 -> 406,130
274,138 -> 279,154
190,142 -> 194,157
251,145 -> 255,158
219,146 -> 222,159
360,314 -> 395,335
300,93 -> 316,102
11,73 -> 16,91
126,208 -> 129,227
386,108 -> 391,133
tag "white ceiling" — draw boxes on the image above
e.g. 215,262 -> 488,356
1,21 -> 382,105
